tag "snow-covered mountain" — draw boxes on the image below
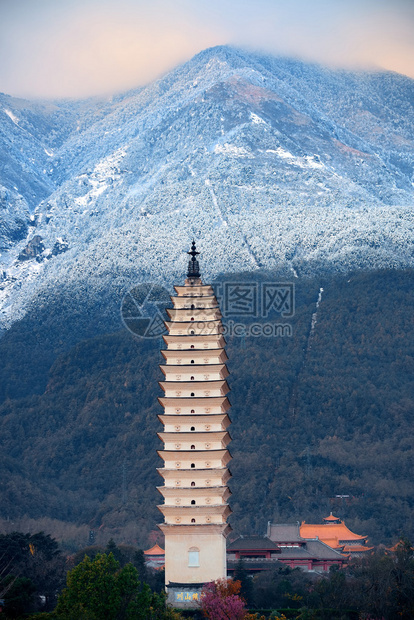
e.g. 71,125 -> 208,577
1,46 -> 414,331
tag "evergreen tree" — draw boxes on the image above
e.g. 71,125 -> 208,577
52,552 -> 183,620
233,559 -> 253,606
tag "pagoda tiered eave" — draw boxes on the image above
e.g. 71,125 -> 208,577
170,295 -> 219,309
162,334 -> 227,349
165,320 -> 223,336
157,413 -> 232,429
157,449 -> 232,464
157,467 -> 232,482
173,285 -> 215,296
158,379 -> 230,390
159,523 -> 232,536
166,308 -> 222,321
161,349 -> 228,363
157,486 -> 231,499
160,364 -> 229,379
158,396 -> 231,412
158,380 -> 230,397
158,504 -> 232,519
158,431 -> 231,444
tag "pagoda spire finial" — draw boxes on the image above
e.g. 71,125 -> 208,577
187,240 -> 200,278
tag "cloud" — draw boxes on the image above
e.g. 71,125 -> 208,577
212,0 -> 414,75
0,0 -> 413,99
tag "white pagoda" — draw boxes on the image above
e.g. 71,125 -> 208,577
157,241 -> 232,606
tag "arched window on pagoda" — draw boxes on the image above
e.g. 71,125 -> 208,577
188,547 -> 199,567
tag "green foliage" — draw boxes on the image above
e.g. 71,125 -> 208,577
234,559 -> 254,606
0,575 -> 36,619
0,531 -> 65,617
344,540 -> 414,619
250,567 -> 314,611
56,552 -> 127,619
53,552 -> 182,620
72,540 -> 163,593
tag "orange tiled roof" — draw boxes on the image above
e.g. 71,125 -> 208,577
386,540 -> 414,553
144,543 -> 165,556
315,537 -> 343,549
300,517 -> 367,551
342,544 -> 373,553
324,513 -> 340,522
153,563 -> 165,570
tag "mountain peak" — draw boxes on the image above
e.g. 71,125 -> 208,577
0,48 -> 413,332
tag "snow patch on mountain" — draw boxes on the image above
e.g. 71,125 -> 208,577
266,148 -> 324,169
213,143 -> 253,157
250,112 -> 267,125
4,109 -> 19,125
75,147 -> 128,208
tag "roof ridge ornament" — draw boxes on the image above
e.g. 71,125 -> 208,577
187,240 -> 201,278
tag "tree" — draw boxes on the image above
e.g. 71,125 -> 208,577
251,566 -> 313,611
27,532 -> 66,610
200,579 -> 247,620
233,560 -> 253,607
53,552 -> 183,620
313,566 -> 351,618
0,576 -> 36,619
55,553 -> 129,619
73,541 -> 163,593
391,537 -> 414,618
0,531 -> 65,616
347,540 -> 414,620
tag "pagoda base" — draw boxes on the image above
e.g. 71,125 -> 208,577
159,523 -> 230,592
166,582 -> 205,609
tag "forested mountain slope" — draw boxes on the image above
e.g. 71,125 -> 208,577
1,269 -> 413,547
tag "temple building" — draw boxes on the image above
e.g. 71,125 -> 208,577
227,523 -> 346,574
143,544 -> 165,570
227,516 -> 372,573
300,513 -> 372,557
157,241 -> 232,607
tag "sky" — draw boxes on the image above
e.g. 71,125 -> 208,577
0,0 -> 413,99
